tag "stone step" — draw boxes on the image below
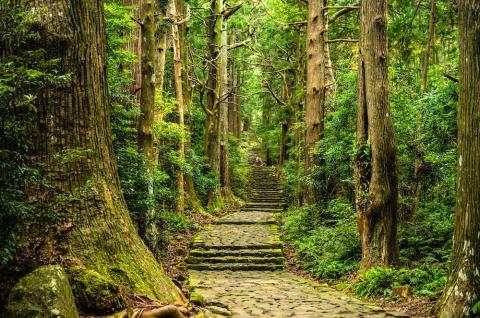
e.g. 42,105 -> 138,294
246,202 -> 285,207
187,256 -> 284,265
192,242 -> 283,250
249,196 -> 283,200
189,248 -> 284,258
187,263 -> 285,271
241,207 -> 284,212
250,191 -> 283,195
249,200 -> 285,203
214,211 -> 276,224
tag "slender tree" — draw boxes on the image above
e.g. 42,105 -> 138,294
137,0 -> 161,252
170,0 -> 186,213
435,1 -> 480,316
421,0 -> 436,91
354,0 -> 399,269
29,0 -> 183,302
304,0 -> 325,203
204,0 -> 224,207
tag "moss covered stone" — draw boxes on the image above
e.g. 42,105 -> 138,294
6,265 -> 79,318
69,266 -> 127,314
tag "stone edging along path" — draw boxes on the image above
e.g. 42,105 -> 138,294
187,165 -> 408,317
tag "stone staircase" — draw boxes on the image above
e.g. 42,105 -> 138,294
187,165 -> 286,271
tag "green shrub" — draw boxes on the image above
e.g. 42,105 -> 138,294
350,266 -> 448,298
283,198 -> 360,280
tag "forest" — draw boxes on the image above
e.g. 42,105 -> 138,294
0,0 -> 479,317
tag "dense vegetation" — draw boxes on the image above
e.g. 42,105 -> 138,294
1,0 -> 479,317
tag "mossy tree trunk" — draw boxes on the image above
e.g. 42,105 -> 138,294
354,0 -> 399,270
170,0 -> 186,214
30,0 -> 184,303
175,0 -> 205,214
435,2 -> 480,316
205,0 -> 225,208
138,0 -> 163,254
421,0 -> 436,91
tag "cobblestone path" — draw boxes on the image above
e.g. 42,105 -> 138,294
187,165 -> 408,317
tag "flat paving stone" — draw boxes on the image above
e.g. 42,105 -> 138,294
189,271 -> 409,317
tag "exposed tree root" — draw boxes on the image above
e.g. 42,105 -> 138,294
116,305 -> 188,318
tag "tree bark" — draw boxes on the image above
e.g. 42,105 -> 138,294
323,1 -> 336,99
124,0 -> 142,98
175,0 -> 204,214
354,0 -> 399,270
170,0 -> 186,214
421,0 -> 436,91
435,2 -> 480,317
137,0 -> 162,253
218,9 -> 232,203
155,0 -> 168,97
228,54 -> 238,137
280,121 -> 289,167
304,0 -> 326,204
29,0 -> 184,302
234,66 -> 242,137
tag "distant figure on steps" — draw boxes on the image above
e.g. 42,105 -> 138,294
255,156 -> 263,166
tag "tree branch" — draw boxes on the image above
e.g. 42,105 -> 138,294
329,1 -> 361,23
443,73 -> 459,83
326,38 -> 358,43
263,82 -> 286,106
223,3 -> 243,20
228,39 -> 251,50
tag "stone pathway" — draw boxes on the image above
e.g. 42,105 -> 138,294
187,165 -> 408,317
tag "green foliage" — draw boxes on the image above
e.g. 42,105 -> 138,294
283,198 -> 360,280
152,210 -> 198,251
350,266 -> 448,298
310,65 -> 357,197
228,135 -> 249,200
0,1 -> 61,264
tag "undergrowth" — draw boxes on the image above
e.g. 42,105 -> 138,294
282,198 -> 361,280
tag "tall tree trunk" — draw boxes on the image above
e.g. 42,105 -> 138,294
435,2 -> 480,316
138,0 -> 161,253
304,0 -> 325,204
124,0 -> 142,98
30,0 -> 183,302
279,121 -> 289,167
175,0 -> 204,214
155,0 -> 168,97
323,1 -> 336,99
205,0 -> 225,208
228,54 -> 238,137
355,0 -> 399,270
293,19 -> 305,206
421,0 -> 436,91
218,11 -> 232,203
234,66 -> 242,138
170,0 -> 186,213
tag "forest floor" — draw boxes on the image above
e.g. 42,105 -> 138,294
183,164 -> 409,317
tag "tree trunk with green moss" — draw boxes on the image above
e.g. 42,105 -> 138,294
205,0 -> 225,209
138,0 -> 162,254
170,0 -> 186,214
435,2 -> 480,317
30,0 -> 184,303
